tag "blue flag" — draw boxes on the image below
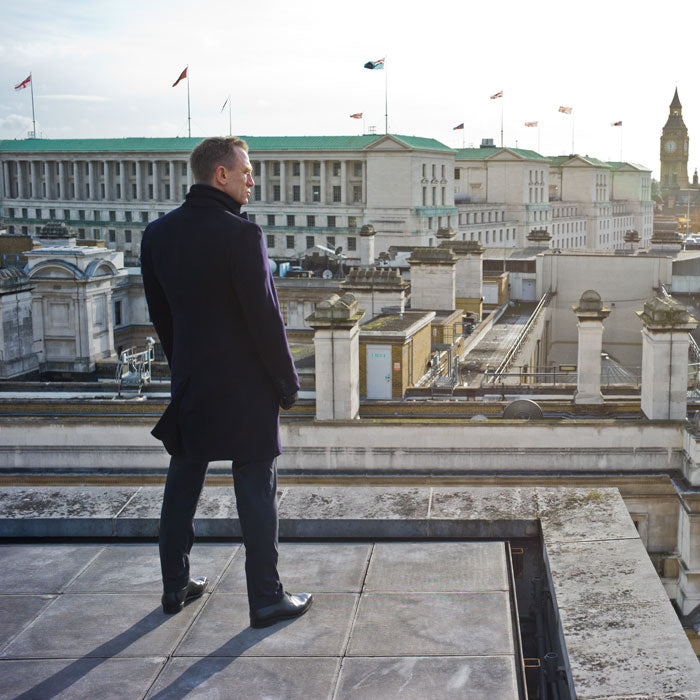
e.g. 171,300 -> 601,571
364,58 -> 385,70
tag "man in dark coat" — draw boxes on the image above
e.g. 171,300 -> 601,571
141,136 -> 312,627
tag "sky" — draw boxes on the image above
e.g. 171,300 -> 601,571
0,0 -> 697,179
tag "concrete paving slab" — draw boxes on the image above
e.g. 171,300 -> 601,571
65,543 -> 238,593
364,541 -> 509,592
0,487 -> 139,537
546,538 -> 669,609
348,591 -> 514,657
0,657 -> 166,700
0,544 -> 103,593
115,485 -> 243,538
0,595 -> 55,650
429,486 -> 538,539
560,601 -> 700,698
176,592 -> 357,657
335,656 -> 519,700
536,487 -> 639,545
145,656 -> 340,699
217,542 -> 371,594
1,593 -> 206,659
278,486 -> 430,538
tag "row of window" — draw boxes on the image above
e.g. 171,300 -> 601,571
553,206 -> 579,218
266,234 -> 357,251
252,184 -> 363,203
422,163 -> 447,180
250,214 -> 359,229
422,186 -> 447,207
5,207 -> 164,224
553,221 -> 586,235
252,161 -> 363,178
458,211 -> 506,225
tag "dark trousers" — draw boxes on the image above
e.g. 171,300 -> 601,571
159,455 -> 284,610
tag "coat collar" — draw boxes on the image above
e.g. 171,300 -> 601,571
184,184 -> 247,218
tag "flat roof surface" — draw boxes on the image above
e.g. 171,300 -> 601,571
360,311 -> 432,332
0,541 -> 520,699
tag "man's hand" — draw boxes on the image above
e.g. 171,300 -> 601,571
280,391 -> 298,410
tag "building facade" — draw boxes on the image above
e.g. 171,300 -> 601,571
0,135 -> 653,265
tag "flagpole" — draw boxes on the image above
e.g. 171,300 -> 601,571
620,124 -> 623,161
228,95 -> 232,137
384,56 -> 388,134
538,123 -> 541,154
29,71 -> 36,138
186,65 -> 191,138
501,95 -> 504,147
571,114 -> 575,154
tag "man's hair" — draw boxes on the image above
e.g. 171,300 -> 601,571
190,137 -> 248,184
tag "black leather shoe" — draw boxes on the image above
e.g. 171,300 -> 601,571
162,576 -> 208,614
250,592 -> 313,628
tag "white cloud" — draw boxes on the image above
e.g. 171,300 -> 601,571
39,94 -> 110,102
0,114 -> 33,137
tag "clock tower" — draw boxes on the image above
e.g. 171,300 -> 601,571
660,88 -> 689,191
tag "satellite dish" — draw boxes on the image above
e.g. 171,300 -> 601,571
502,399 -> 543,420
268,258 -> 277,274
322,269 -> 333,279
335,246 -> 343,256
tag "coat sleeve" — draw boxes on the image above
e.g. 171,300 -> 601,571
140,226 -> 174,367
230,222 -> 300,397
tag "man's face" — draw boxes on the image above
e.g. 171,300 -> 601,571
221,148 -> 254,205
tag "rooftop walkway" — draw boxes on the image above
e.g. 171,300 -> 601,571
0,541 -> 519,699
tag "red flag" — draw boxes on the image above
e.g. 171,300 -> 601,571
611,120 -> 622,126
453,123 -> 464,130
524,121 -> 538,127
490,91 -> 503,99
558,106 -> 572,114
14,75 -> 31,91
350,113 -> 363,119
172,67 -> 187,87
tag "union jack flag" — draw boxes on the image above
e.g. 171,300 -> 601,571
558,106 -> 572,114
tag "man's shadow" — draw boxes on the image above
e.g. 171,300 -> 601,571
12,598 -> 287,700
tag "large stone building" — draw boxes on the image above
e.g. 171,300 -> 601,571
661,88 -> 690,193
0,134 -> 653,265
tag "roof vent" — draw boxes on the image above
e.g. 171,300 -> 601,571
502,399 -> 543,420
480,138 -> 495,148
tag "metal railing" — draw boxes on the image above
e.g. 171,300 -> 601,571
115,337 -> 154,396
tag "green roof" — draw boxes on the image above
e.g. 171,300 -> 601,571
0,134 -> 452,154
455,147 -> 549,161
547,154 -> 611,168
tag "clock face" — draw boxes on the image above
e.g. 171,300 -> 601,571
665,140 -> 677,153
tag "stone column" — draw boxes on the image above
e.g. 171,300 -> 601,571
260,161 -> 267,202
407,247 -> 458,311
299,160 -> 306,203
103,160 -> 111,200
307,294 -> 363,420
320,161 -> 327,204
72,161 -> 81,200
57,161 -> 65,199
29,161 -> 38,199
17,161 -> 26,199
135,161 -> 143,201
2,161 -> 10,198
152,160 -> 159,201
359,224 -> 376,267
119,160 -> 127,201
340,160 -> 347,204
279,160 -> 286,203
87,161 -> 95,200
44,161 -> 53,200
186,162 -> 193,190
637,296 -> 697,420
572,290 -> 610,404
169,160 -> 177,202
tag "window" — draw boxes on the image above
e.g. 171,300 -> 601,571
125,211 -> 132,222
306,235 -> 314,248
286,235 -> 295,249
332,162 -> 341,176
108,210 -> 115,221
287,215 -> 295,227
248,214 -> 256,223
312,185 -> 321,202
313,162 -> 320,177
422,164 -> 427,178
441,165 -> 445,178
272,162 -> 280,176
114,300 -> 122,326
253,161 -> 261,176
428,217 -> 433,229
292,161 -> 300,176
307,215 -> 315,227
454,169 -> 460,180
333,186 -> 341,202
93,228 -> 101,240
132,184 -> 137,198
109,230 -> 116,242
267,234 -> 275,248
49,208 -> 56,218
353,185 -> 362,202
141,212 -> 149,223
267,214 -> 275,226
354,163 -> 362,177
273,185 -> 280,201
327,216 -> 336,228
148,163 -> 153,175
125,231 -> 132,243
63,209 -> 70,220
422,187 -> 427,206
22,208 -> 28,218
164,184 -> 170,199
148,184 -> 154,199
441,187 -> 445,205
254,187 -> 261,201
348,216 -> 357,229
101,183 -> 105,198
116,184 -> 121,199
292,185 -> 300,201
35,208 -> 42,218
115,163 -> 121,175
432,164 -> 436,179
348,236 -> 356,251
94,210 -> 100,221
326,236 -> 336,248
432,187 -> 436,206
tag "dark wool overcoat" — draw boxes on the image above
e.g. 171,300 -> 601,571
140,184 -> 299,462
